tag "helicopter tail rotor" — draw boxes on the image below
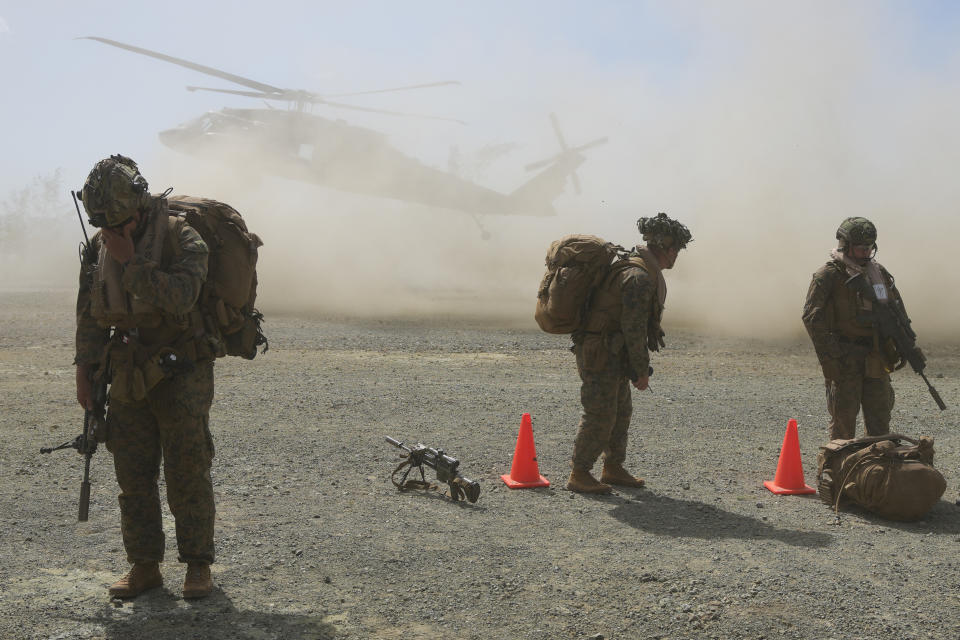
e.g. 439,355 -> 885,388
523,113 -> 607,195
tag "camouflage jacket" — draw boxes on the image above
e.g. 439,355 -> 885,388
75,202 -> 208,366
802,258 -> 902,363
580,257 -> 663,379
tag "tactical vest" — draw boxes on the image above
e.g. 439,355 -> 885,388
89,208 -> 196,346
582,256 -> 663,348
88,206 -> 213,403
824,260 -> 890,340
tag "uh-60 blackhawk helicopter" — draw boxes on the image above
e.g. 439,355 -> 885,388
82,37 -> 608,235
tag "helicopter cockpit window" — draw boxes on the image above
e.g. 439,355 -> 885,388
200,116 -> 213,133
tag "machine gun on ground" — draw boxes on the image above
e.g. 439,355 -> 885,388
848,272 -> 946,410
385,437 -> 480,503
41,368 -> 108,521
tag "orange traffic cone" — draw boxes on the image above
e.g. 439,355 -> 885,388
763,418 -> 815,495
501,413 -> 550,488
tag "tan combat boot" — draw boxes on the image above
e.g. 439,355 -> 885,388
183,562 -> 213,599
600,462 -> 645,488
566,468 -> 612,494
108,562 -> 163,598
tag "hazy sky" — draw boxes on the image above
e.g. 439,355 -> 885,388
3,1 -> 954,195
2,1 -> 960,336
0,0 -> 693,192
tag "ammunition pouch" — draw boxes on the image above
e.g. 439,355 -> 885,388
104,333 -> 204,403
864,349 -> 888,379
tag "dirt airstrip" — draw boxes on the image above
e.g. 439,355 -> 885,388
1,290 -> 958,640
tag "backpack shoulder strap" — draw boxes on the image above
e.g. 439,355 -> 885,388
162,212 -> 187,262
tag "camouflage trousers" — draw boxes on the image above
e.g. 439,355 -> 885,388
571,349 -> 633,471
824,353 -> 894,441
105,361 -> 216,565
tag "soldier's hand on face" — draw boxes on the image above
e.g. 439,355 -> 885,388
76,365 -> 93,410
102,219 -> 136,264
632,374 -> 649,391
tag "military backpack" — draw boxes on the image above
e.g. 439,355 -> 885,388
817,433 -> 946,521
534,235 -> 625,334
167,195 -> 267,360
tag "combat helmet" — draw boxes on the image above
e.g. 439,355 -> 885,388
637,212 -> 693,250
836,216 -> 877,250
79,154 -> 150,228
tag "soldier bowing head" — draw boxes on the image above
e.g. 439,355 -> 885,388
78,155 -> 153,264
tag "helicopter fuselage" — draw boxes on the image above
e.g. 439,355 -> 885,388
82,36 -> 604,219
159,107 -> 557,216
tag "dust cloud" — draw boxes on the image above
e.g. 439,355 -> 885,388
4,4 -> 959,342
151,4 -> 960,342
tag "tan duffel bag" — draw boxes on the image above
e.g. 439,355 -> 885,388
817,433 -> 947,521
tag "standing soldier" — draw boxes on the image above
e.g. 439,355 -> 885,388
802,217 -> 904,441
75,155 -> 218,599
567,213 -> 692,494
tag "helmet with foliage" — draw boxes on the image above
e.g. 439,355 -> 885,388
836,217 -> 877,249
637,212 -> 692,250
79,155 -> 150,228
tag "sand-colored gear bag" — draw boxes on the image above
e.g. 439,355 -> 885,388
817,434 -> 946,521
167,196 -> 267,359
534,235 -> 622,334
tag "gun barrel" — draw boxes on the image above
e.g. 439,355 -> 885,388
920,373 -> 947,411
78,480 -> 90,522
385,436 -> 408,451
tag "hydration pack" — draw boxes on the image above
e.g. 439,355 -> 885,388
534,235 -> 623,334
167,195 -> 267,360
817,433 -> 946,521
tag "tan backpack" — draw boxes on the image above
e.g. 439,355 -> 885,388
534,235 -> 624,334
817,434 -> 946,521
167,195 -> 267,360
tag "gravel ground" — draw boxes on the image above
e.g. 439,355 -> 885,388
1,290 -> 958,640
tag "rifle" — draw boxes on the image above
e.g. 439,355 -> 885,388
385,437 -> 481,503
848,273 -> 946,410
41,367 -> 108,521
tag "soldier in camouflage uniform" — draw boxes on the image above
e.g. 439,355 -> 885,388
802,217 -> 904,441
567,213 -> 693,494
74,155 -> 218,599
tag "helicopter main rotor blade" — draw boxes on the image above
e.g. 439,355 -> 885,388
324,80 -> 461,98
81,36 -> 285,95
186,86 -> 282,99
320,100 -> 466,124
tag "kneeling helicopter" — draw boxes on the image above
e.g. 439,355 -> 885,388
82,37 -> 608,230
